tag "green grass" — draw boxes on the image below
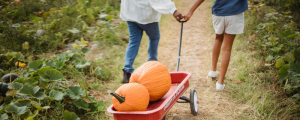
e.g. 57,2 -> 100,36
226,13 -> 300,119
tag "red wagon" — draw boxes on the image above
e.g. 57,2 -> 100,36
107,72 -> 198,120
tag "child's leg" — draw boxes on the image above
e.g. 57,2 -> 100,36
218,33 -> 235,85
211,33 -> 224,71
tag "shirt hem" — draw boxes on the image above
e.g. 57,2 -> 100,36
212,9 -> 247,16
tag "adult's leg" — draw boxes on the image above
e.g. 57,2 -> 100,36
211,33 -> 224,71
218,33 -> 235,85
138,22 -> 160,61
123,21 -> 144,73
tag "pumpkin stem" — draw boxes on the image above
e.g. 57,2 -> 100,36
108,91 -> 125,103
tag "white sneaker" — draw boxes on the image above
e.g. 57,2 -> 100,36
207,71 -> 218,78
216,82 -> 225,91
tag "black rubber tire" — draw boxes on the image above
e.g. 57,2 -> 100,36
190,89 -> 198,116
162,116 -> 166,120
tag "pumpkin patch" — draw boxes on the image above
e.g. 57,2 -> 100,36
129,61 -> 171,102
110,83 -> 149,111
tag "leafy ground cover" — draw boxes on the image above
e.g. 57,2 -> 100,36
0,46 -> 106,119
227,0 -> 300,119
0,0 -> 129,119
247,0 -> 300,103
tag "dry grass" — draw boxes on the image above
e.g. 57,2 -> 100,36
158,0 -> 257,119
158,0 -> 300,120
87,0 -> 300,119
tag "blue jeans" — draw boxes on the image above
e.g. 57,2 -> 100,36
123,21 -> 160,73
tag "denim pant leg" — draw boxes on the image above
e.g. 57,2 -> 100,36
123,21 -> 143,73
138,22 -> 160,61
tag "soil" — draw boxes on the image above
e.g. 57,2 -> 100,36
158,0 -> 250,119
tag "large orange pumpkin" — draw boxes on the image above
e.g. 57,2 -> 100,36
129,61 -> 171,102
110,83 -> 149,111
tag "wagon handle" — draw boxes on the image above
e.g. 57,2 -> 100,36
176,21 -> 186,72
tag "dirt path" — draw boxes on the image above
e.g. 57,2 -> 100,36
158,0 -> 249,119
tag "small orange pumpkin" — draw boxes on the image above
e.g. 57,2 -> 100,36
130,61 -> 171,102
110,83 -> 149,111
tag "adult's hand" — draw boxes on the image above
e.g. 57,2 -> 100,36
173,10 -> 183,21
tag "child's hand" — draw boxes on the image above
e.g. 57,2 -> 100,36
184,11 -> 193,21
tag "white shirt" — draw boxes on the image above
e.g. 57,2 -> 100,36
120,0 -> 177,24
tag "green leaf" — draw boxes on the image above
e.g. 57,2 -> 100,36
95,68 -> 102,75
8,82 -> 23,90
55,32 -> 62,37
68,28 -> 80,34
24,110 -> 38,120
75,60 -> 91,69
31,17 -> 41,24
42,69 -> 64,81
31,101 -> 50,111
28,60 -> 43,71
286,34 -> 297,39
23,78 -> 38,85
268,36 -> 279,41
67,86 -> 85,100
270,44 -> 283,52
289,62 -> 300,84
265,64 -> 273,67
81,48 -> 91,55
46,60 -> 56,67
105,15 -> 114,21
4,96 -> 12,104
284,53 -> 295,63
280,29 -> 295,37
275,58 -> 285,68
5,104 -> 27,115
54,60 -> 66,69
278,64 -> 290,83
292,93 -> 300,99
32,91 -> 46,100
13,77 -> 26,83
73,99 -> 89,110
63,110 -> 80,120
56,54 -> 68,62
89,100 -> 104,112
289,73 -> 300,85
22,42 -> 30,50
0,113 -> 8,120
265,55 -> 273,62
80,38 -> 88,47
5,89 -> 19,97
36,66 -> 53,75
13,99 -> 31,107
65,53 -> 74,58
70,55 -> 83,63
21,111 -> 32,119
48,90 -> 64,101
289,62 -> 300,74
19,85 -> 40,96
284,84 -> 292,89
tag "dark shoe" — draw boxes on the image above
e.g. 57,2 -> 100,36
122,69 -> 131,84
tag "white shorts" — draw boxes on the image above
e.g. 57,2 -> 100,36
212,13 -> 244,35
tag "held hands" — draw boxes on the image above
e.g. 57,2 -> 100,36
173,10 -> 183,22
183,11 -> 193,21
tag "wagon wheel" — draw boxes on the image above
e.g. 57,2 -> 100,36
190,89 -> 198,116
